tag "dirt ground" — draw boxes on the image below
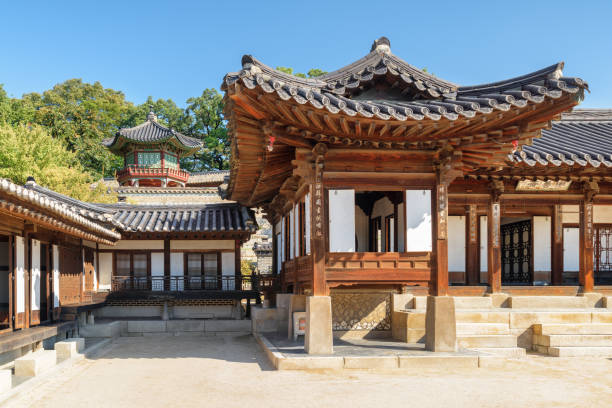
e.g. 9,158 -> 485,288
3,335 -> 611,408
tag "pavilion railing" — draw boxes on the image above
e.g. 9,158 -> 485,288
111,275 -> 260,292
116,165 -> 190,183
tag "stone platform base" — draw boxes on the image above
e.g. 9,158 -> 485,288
255,333 -> 511,371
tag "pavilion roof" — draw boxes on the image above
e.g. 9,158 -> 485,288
221,36 -> 588,206
102,111 -> 202,157
511,109 -> 612,168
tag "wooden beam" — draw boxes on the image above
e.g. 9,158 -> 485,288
551,204 -> 563,285
487,198 -> 502,293
465,204 -> 479,285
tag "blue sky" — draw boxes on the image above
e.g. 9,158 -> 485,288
1,0 -> 611,108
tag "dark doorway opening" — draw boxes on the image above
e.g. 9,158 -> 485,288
595,225 -> 612,285
501,218 -> 533,284
0,236 -> 10,331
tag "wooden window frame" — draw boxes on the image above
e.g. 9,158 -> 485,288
385,214 -> 394,252
370,216 -> 382,253
183,252 -> 222,290
299,201 -> 306,257
112,251 -> 152,290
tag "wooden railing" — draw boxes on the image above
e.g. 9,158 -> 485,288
325,252 -> 431,284
282,255 -> 313,284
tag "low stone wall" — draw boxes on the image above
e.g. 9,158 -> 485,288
94,300 -> 242,320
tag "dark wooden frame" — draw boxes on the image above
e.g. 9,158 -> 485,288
183,252 -> 222,290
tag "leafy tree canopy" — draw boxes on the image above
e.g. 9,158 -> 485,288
0,123 -> 116,203
275,67 -> 327,78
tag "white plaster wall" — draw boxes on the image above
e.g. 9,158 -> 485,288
562,205 -> 579,224
15,236 -> 24,314
31,239 -> 41,311
398,203 -> 405,252
355,205 -> 369,252
480,216 -> 488,273
563,227 -> 580,272
99,252 -> 112,290
0,242 -> 9,304
448,216 -> 466,272
52,245 -> 60,308
405,190 -> 432,252
281,216 -> 286,262
150,252 -> 164,291
170,253 -> 184,290
100,240 -> 164,250
534,216 -> 552,274
594,205 -> 612,223
93,250 -> 98,290
221,252 -> 235,291
305,192 -> 311,254
275,232 -> 281,273
171,240 -> 234,250
329,189 -> 356,252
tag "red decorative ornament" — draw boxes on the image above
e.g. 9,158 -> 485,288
267,136 -> 276,152
512,139 -> 518,149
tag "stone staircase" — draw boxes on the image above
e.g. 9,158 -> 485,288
392,294 -> 612,358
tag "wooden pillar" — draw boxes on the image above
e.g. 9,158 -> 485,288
465,204 -> 479,285
551,204 -> 564,285
272,221 -> 278,275
487,196 -> 502,293
310,143 -> 328,296
579,200 -> 595,292
431,180 -> 449,296
164,238 -> 170,291
393,202 -> 399,252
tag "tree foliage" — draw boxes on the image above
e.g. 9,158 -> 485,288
275,67 -> 327,78
0,123 -> 116,202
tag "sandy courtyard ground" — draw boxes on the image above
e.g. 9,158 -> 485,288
3,335 -> 611,408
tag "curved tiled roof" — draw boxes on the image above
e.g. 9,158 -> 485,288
102,112 -> 202,156
511,109 -> 612,168
188,170 -> 230,185
105,203 -> 257,234
222,37 -> 587,123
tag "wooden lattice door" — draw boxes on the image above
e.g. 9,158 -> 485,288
594,225 -> 612,285
501,220 -> 533,284
84,248 -> 95,292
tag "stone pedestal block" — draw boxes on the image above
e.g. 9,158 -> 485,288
14,350 -> 57,377
275,294 -> 293,336
425,296 -> 457,352
55,338 -> 85,361
87,314 -> 95,325
161,302 -> 170,321
0,369 -> 11,393
304,296 -> 333,355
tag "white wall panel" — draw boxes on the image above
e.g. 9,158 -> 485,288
480,216 -> 488,273
305,192 -> 311,254
398,203 -> 405,252
329,189 -> 355,252
31,239 -> 41,311
534,216 -> 552,273
448,216 -> 465,272
171,240 -> 234,250
151,252 -> 164,291
15,236 -> 25,314
98,252 -> 112,290
93,251 -> 98,290
594,205 -> 612,223
561,205 -> 579,224
355,205 -> 369,252
170,252 -> 184,290
563,227 -> 579,271
52,245 -> 60,308
405,190 -> 432,252
100,240 -> 164,250
222,252 -> 235,291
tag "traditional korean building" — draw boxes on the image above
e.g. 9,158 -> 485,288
221,37 -> 612,353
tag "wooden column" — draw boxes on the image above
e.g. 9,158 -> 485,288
487,181 -> 503,293
163,238 -> 170,291
465,204 -> 479,285
431,180 -> 449,296
551,204 -> 564,285
579,182 -> 598,293
271,221 -> 278,275
310,143 -> 328,296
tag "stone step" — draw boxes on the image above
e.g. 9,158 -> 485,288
509,296 -> 590,309
0,369 -> 11,393
456,323 -> 510,335
510,311 -> 593,328
457,335 -> 517,348
547,346 -> 612,357
453,297 -> 493,309
472,347 -> 527,358
592,312 -> 612,323
604,297 -> 612,309
55,338 -> 85,361
535,334 -> 612,347
456,311 -> 510,324
14,350 -> 57,377
533,323 -> 612,335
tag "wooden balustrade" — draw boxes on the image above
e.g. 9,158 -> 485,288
325,252 -> 431,284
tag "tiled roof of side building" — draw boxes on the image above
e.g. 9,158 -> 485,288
104,203 -> 257,233
187,170 -> 230,186
222,36 -> 587,123
102,111 -> 202,156
511,109 -> 612,168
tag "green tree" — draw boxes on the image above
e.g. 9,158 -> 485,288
275,67 -> 327,78
0,123 -> 116,203
21,79 -> 136,178
181,89 -> 229,171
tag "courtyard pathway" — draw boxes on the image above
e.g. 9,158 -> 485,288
3,335 -> 611,408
